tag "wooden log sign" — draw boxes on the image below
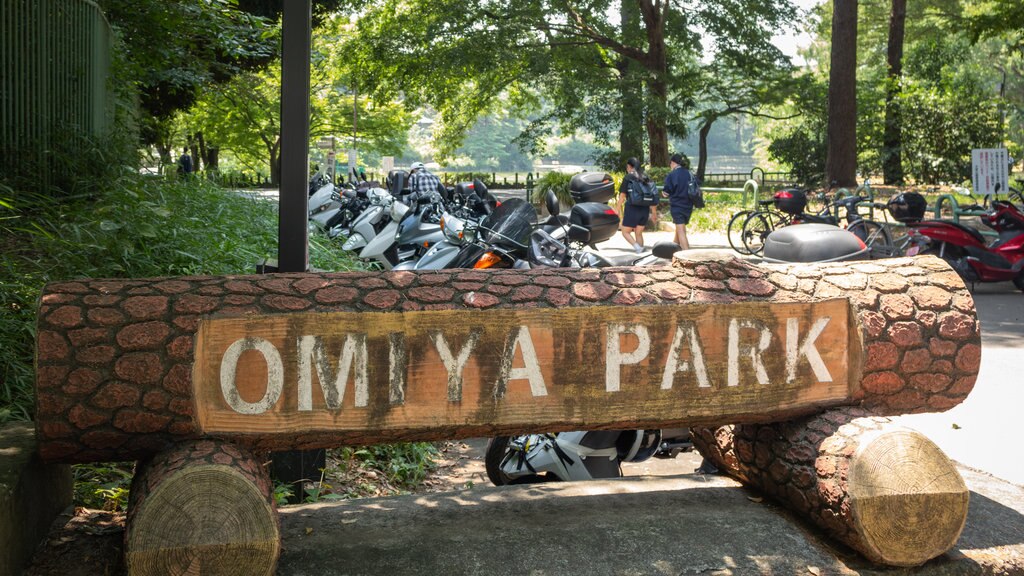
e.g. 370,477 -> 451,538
35,255 -> 981,463
194,299 -> 857,437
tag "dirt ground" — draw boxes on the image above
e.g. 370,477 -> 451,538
22,439 -> 700,576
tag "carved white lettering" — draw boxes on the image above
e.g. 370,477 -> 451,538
786,317 -> 833,383
606,323 -> 651,392
432,331 -> 481,402
297,334 -> 369,410
661,323 -> 710,389
494,326 -> 548,398
220,337 -> 284,414
728,319 -> 771,387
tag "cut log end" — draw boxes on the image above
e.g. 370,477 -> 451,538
126,441 -> 279,576
692,409 -> 969,567
848,430 -> 969,567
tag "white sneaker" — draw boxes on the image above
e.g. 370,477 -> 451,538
634,243 -> 644,254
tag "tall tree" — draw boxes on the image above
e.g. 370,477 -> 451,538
882,0 -> 907,185
825,0 -> 860,187
618,0 -> 645,166
341,0 -> 795,167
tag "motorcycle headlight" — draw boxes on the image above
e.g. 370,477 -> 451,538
342,233 -> 366,251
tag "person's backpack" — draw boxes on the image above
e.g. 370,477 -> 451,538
628,177 -> 660,207
687,170 -> 705,209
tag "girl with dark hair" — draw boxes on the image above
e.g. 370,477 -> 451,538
618,157 -> 650,253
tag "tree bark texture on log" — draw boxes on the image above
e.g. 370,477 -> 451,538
35,255 -> 980,463
692,407 -> 969,567
125,439 -> 279,575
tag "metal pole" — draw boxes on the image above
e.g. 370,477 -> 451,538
273,0 -> 322,504
278,0 -> 312,273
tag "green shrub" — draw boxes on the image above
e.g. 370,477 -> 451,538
0,176 -> 361,424
532,171 -> 575,207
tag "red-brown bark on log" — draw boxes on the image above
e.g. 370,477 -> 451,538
34,255 -> 980,462
692,407 -> 969,566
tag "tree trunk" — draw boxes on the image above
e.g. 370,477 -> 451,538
644,9 -> 670,167
125,439 -> 279,575
697,118 -> 714,182
882,0 -> 907,185
618,0 -> 645,167
195,132 -> 209,175
34,254 -> 980,463
692,407 -> 969,567
825,0 -> 859,187
269,141 -> 282,187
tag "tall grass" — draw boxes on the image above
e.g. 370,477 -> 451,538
0,175 -> 360,423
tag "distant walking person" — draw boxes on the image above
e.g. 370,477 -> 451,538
619,157 -> 650,254
408,161 -> 442,197
177,148 -> 193,179
662,153 -> 693,250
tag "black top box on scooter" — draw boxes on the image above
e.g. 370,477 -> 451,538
773,188 -> 808,215
763,223 -> 868,263
568,202 -> 620,246
887,192 -> 927,223
570,172 -> 615,204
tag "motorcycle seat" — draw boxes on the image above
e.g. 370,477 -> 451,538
917,220 -> 988,245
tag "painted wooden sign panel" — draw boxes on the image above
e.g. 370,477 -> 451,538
193,299 -> 859,435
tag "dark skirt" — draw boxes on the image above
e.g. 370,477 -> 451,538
621,203 -> 650,228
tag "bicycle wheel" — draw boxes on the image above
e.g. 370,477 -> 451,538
848,220 -> 893,258
741,211 -> 775,256
1009,187 -> 1024,210
727,210 -> 755,255
848,220 -> 895,259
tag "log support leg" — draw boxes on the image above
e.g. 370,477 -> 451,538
693,407 -> 969,567
125,440 -> 280,575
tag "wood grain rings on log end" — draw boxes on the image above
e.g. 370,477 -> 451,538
125,464 -> 280,575
848,428 -> 969,567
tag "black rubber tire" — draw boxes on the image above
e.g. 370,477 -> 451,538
847,220 -> 895,258
1009,187 -> 1024,210
741,211 -> 774,256
484,436 -> 545,486
1013,272 -> 1024,293
727,210 -> 754,255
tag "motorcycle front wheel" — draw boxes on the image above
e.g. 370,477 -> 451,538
484,436 -> 545,486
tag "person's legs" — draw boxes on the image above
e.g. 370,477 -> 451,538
675,223 -> 690,250
635,225 -> 645,248
621,225 -> 636,246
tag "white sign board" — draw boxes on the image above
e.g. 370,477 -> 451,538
382,156 -> 395,174
972,148 -> 1009,196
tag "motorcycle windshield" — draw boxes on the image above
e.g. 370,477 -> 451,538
480,198 -> 536,249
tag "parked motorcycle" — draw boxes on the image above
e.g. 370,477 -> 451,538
891,192 -> 1024,291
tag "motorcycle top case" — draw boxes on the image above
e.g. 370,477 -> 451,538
887,192 -> 927,223
568,202 -> 620,245
763,223 -> 868,263
570,172 -> 615,204
773,188 -> 808,215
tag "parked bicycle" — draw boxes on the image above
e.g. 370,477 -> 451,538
735,185 -> 895,258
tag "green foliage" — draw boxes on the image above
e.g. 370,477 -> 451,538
342,0 -> 798,161
532,172 -> 575,207
0,175 -> 361,423
345,443 -> 439,488
180,16 -> 410,184
73,463 -> 134,511
98,0 -> 278,124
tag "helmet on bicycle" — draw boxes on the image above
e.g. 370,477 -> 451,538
887,192 -> 926,223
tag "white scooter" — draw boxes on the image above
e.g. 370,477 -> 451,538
485,429 -> 692,484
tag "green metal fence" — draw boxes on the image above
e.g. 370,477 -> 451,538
1,0 -> 112,170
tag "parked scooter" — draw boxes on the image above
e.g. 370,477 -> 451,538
891,192 -> 1024,291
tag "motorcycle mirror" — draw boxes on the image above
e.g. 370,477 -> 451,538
472,178 -> 489,198
545,191 -> 559,218
359,167 -> 367,181
652,242 -> 681,259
